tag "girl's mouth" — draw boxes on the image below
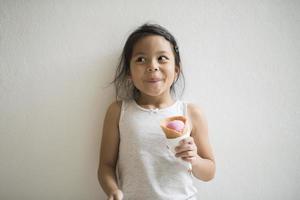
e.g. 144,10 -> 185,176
146,79 -> 161,83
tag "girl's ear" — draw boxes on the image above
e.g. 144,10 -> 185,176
175,65 -> 180,73
175,65 -> 180,77
127,66 -> 132,78
127,73 -> 132,80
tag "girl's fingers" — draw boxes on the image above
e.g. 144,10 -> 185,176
175,142 -> 197,153
180,137 -> 194,144
175,136 -> 198,161
182,156 -> 196,162
108,189 -> 123,200
175,145 -> 195,153
175,150 -> 197,158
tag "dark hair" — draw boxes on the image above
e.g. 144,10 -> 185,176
113,23 -> 185,100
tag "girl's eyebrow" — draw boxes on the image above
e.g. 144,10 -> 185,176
132,52 -> 145,57
132,51 -> 170,57
156,50 -> 169,54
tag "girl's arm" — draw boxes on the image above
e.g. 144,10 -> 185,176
98,101 -> 123,197
175,103 -> 216,181
188,103 -> 215,181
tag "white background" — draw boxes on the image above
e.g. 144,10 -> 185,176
0,0 -> 299,199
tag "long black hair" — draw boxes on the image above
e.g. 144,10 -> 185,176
113,23 -> 185,100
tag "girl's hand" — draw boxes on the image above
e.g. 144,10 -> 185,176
175,137 -> 199,164
107,189 -> 123,200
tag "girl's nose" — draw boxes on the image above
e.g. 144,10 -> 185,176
147,67 -> 159,72
146,62 -> 160,72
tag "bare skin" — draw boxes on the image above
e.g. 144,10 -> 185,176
98,101 -> 123,200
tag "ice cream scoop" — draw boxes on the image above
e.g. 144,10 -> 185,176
160,116 -> 187,139
166,120 -> 185,132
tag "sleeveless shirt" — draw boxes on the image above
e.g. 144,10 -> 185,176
117,100 -> 197,200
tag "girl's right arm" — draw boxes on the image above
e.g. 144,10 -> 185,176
98,101 -> 123,199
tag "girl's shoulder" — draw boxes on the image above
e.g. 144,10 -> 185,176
186,102 -> 205,117
105,101 -> 123,121
107,100 -> 122,111
186,102 -> 208,132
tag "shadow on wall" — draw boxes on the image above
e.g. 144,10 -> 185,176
96,49 -> 121,111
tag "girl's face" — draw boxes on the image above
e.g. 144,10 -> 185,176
129,35 -> 179,98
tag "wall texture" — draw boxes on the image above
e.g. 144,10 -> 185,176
0,0 -> 299,199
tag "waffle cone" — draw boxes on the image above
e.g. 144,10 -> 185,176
160,116 -> 188,139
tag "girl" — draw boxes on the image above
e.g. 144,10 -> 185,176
98,23 -> 215,200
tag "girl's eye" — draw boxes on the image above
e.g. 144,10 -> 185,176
158,56 -> 169,62
136,57 -> 146,63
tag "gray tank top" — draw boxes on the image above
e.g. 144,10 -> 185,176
117,100 -> 197,200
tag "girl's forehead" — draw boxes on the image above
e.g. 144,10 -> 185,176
132,35 -> 173,54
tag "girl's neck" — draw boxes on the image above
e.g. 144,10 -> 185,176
135,94 -> 175,110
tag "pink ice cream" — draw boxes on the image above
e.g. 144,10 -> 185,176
166,120 -> 185,132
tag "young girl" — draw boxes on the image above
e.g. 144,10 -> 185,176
98,23 -> 215,200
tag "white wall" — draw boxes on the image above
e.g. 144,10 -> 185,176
0,0 -> 299,199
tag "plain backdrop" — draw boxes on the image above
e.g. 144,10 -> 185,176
0,0 -> 299,199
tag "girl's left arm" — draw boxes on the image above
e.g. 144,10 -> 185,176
187,103 -> 216,181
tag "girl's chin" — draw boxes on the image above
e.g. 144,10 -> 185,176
137,85 -> 171,97
140,90 -> 168,97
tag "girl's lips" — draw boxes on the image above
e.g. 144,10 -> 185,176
146,79 -> 161,83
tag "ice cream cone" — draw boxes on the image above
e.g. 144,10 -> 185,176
160,116 -> 189,139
